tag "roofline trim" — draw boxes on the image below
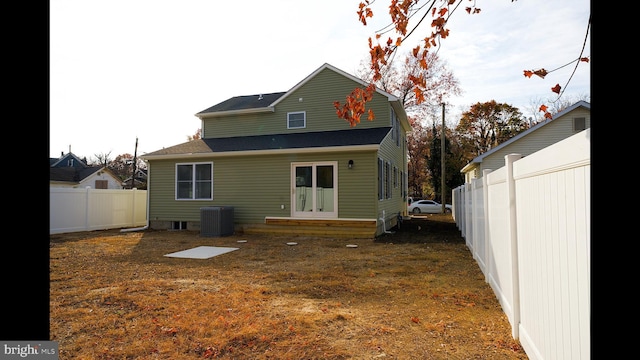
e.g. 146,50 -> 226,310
196,106 -> 275,119
140,144 -> 380,161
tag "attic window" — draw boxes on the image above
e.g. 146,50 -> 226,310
287,111 -> 306,129
573,117 -> 586,132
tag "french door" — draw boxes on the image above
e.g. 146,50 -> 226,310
292,162 -> 337,218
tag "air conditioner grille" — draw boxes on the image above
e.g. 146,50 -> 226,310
200,206 -> 234,237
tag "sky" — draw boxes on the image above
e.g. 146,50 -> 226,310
50,0 -> 590,160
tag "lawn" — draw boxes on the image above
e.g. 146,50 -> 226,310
49,214 -> 528,359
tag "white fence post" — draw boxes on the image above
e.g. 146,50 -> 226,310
505,154 -> 523,339
482,169 -> 492,283
84,186 -> 91,232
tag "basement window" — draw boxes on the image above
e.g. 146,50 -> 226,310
172,221 -> 187,230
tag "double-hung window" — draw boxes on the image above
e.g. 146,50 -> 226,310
176,162 -> 213,200
287,111 -> 306,129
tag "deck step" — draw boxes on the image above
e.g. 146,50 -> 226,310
264,218 -> 376,228
241,222 -> 377,239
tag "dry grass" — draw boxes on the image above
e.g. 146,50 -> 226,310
50,214 -> 528,359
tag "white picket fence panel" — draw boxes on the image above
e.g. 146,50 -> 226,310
452,128 -> 590,360
50,187 -> 147,234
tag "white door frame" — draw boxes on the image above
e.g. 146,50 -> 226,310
291,161 -> 337,218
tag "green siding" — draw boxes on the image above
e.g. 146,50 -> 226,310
376,130 -> 408,225
203,68 -> 391,138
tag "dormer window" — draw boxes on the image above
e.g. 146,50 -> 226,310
67,159 -> 74,167
287,111 -> 306,129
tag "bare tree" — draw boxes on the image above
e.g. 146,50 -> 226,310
90,152 -> 112,167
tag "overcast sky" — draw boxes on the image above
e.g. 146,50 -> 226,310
50,0 -> 590,160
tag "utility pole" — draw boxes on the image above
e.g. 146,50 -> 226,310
441,103 -> 446,214
130,137 -> 138,189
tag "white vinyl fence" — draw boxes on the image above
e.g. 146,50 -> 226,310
452,128 -> 590,360
50,187 -> 147,235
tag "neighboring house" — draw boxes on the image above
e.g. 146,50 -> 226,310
123,168 -> 148,189
460,100 -> 590,182
140,63 -> 411,236
50,152 -> 123,189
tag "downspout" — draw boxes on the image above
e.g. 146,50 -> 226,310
379,210 -> 395,234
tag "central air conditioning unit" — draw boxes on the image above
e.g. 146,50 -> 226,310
200,206 -> 234,237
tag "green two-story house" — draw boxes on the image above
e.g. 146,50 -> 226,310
141,63 -> 411,237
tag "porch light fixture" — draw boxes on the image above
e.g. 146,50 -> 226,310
348,160 -> 354,169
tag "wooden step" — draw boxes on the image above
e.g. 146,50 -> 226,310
241,218 -> 377,239
264,217 -> 377,228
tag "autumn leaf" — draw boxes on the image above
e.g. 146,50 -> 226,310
412,45 -> 420,57
538,104 -> 553,120
357,2 -> 373,25
524,68 -> 549,78
411,317 -> 420,323
580,57 -> 589,63
367,109 -> 375,121
533,69 -> 548,78
551,84 -> 561,94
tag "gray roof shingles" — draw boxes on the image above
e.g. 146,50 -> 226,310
50,166 -> 102,182
197,92 -> 287,114
143,127 -> 392,157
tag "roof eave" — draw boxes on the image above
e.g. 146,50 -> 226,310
460,161 -> 479,174
141,144 -> 380,161
196,106 -> 275,119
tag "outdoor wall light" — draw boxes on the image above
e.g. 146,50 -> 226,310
348,160 -> 354,169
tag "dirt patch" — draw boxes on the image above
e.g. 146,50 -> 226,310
50,214 -> 527,359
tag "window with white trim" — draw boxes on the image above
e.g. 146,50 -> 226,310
391,108 -> 400,146
176,162 -> 213,200
287,111 -> 306,129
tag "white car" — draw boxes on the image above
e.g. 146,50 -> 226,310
408,199 -> 452,214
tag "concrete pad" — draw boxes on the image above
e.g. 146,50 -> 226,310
164,246 -> 239,259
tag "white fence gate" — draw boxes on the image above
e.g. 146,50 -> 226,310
452,128 -> 590,360
50,187 -> 147,235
